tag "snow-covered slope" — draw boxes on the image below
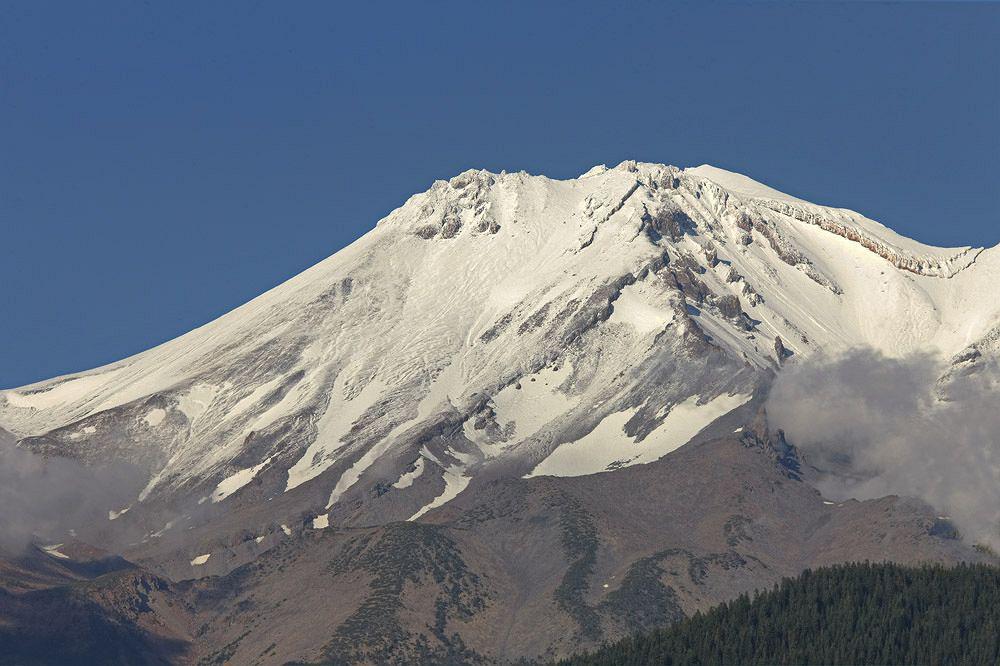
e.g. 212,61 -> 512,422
1,161 -> 996,536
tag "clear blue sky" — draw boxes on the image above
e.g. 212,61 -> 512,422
2,2 -> 998,388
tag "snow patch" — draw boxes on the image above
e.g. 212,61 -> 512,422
3,375 -> 108,411
190,553 -> 211,566
41,544 -> 69,560
143,408 -> 166,427
211,457 -> 272,503
312,513 -> 329,529
176,384 -> 219,423
245,370 -> 318,435
527,393 -> 751,477
285,375 -> 386,492
227,375 -> 286,419
492,362 -> 577,441
392,456 -> 426,489
408,460 -> 470,521
607,282 -> 675,334
325,365 -> 463,509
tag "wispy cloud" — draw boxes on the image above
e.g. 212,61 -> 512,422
767,348 -> 1000,549
0,440 -> 145,553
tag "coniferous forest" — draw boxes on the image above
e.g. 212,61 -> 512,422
558,562 -> 1000,666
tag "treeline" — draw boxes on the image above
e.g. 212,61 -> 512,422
558,561 -> 1000,665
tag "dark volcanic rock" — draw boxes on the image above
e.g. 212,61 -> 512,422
0,549 -> 192,665
148,433 -> 987,665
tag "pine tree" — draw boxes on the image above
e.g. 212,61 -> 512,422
558,562 -> 1000,666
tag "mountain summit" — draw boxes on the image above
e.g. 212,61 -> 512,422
2,161 -> 997,528
2,160 -> 996,662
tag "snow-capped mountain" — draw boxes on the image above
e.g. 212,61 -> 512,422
2,160 -> 998,538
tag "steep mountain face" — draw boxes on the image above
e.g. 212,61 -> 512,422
0,161 -> 997,662
3,163 -> 995,519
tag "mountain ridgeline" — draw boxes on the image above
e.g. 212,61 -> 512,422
0,161 -> 997,663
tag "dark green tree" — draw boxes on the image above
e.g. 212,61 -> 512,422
558,562 -> 1000,666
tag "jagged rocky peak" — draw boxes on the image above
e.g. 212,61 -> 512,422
384,160 -> 982,280
389,161 -> 697,243
402,169 -> 505,239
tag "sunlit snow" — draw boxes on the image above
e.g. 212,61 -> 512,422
527,393 -> 751,477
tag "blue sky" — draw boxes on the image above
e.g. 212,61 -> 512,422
2,2 -> 998,388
